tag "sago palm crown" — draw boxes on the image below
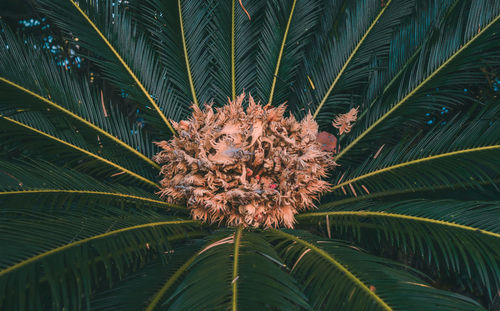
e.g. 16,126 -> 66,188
0,0 -> 499,310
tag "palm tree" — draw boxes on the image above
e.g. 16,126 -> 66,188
1,0 -> 499,309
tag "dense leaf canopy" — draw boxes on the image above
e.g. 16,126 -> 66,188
0,0 -> 499,310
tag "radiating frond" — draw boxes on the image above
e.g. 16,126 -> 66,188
255,0 -> 320,106
0,159 -> 184,212
1,0 -> 499,309
176,0 -> 215,105
331,102 -> 500,197
358,0 -> 456,117
0,207 -> 198,310
90,240 -> 204,311
298,199 -> 500,298
36,0 -> 187,134
0,113 -> 158,188
337,1 -> 500,163
292,0 -> 415,124
267,229 -> 485,310
0,26 -> 159,168
164,229 -> 310,310
234,0 -> 266,101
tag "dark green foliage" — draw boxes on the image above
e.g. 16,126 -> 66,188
330,102 -> 500,196
299,200 -> 500,297
161,230 -> 310,310
267,229 -> 484,310
0,0 -> 499,310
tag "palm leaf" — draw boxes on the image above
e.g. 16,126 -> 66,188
0,27 -> 159,168
36,0 -> 184,134
134,0 -> 205,107
355,0 -> 456,126
1,0 -> 499,309
337,1 -> 500,162
298,199 -> 500,297
164,229 -> 310,310
267,229 -> 485,310
311,0 -> 394,119
292,0 -> 415,123
0,159 -> 184,212
255,0 -> 320,107
177,0 -> 215,105
0,113 -> 158,188
330,102 -> 500,197
0,205 -> 198,310
90,240 -> 204,310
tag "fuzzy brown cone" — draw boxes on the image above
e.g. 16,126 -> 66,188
153,93 -> 337,228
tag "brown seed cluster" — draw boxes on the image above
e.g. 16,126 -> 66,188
153,93 -> 337,228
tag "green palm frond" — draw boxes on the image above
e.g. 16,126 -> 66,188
358,0 -> 456,123
163,229 -> 310,310
93,233 -> 304,311
0,205 -> 199,310
330,102 -> 500,197
317,177 -> 500,213
37,0 -> 186,134
176,0 -> 216,105
255,0 -> 319,107
337,0 -> 500,163
266,229 -> 484,310
0,27 -> 159,168
293,0 -> 415,123
205,0 -> 233,103
90,240 -> 204,310
136,0 -> 204,107
232,1 -> 264,101
298,199 -> 500,297
0,112 -> 158,188
0,159 -> 184,211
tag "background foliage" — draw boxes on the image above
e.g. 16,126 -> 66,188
1,0 -> 500,310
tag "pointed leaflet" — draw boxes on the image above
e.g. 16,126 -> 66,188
255,0 -> 319,106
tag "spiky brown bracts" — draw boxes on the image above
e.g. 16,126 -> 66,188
153,93 -> 337,228
333,107 -> 358,135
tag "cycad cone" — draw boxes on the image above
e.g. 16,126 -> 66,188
154,93 -> 337,228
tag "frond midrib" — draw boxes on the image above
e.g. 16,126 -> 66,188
0,76 -> 160,169
333,145 -> 500,190
271,229 -> 393,311
1,115 -> 159,188
231,0 -> 236,100
0,219 -> 196,278
0,189 -> 183,209
312,0 -> 393,119
30,231 -> 204,286
314,177 -> 500,212
335,12 -> 500,162
355,0 -> 462,127
67,0 -> 176,135
297,211 -> 500,239
232,227 -> 242,311
178,0 -> 199,107
267,0 -> 297,106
